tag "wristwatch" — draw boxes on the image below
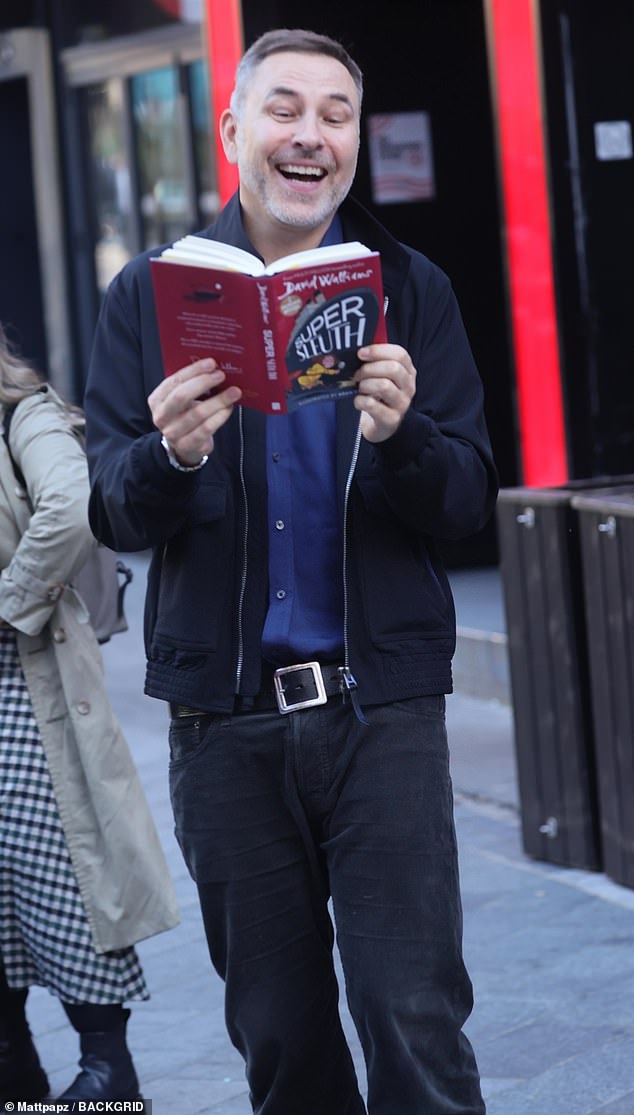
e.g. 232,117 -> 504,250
160,435 -> 208,472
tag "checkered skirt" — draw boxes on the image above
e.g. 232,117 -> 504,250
0,627 -> 149,1003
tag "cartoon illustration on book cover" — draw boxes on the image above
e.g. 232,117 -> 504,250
283,288 -> 381,409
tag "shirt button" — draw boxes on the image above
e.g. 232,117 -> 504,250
275,520 -> 285,530
272,452 -> 281,462
276,589 -> 286,600
52,627 -> 67,643
76,700 -> 91,715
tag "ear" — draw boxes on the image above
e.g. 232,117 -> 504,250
219,109 -> 239,165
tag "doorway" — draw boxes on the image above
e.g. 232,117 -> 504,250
0,28 -> 73,395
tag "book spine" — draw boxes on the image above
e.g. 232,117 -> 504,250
255,279 -> 283,411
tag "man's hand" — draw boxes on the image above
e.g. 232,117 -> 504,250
353,344 -> 417,443
148,358 -> 242,466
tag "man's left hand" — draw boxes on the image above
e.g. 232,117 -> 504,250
354,344 -> 417,443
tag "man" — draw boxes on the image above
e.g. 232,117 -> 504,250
84,28 -> 497,1115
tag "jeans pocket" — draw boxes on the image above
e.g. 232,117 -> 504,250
391,694 -> 446,721
168,713 -> 227,766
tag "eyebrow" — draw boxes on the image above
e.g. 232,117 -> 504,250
266,85 -> 355,110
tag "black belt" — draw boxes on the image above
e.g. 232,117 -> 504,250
170,661 -> 346,719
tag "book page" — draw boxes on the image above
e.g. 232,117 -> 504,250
265,241 -> 372,275
160,236 -> 265,275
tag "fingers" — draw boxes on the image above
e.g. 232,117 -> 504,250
150,358 -> 221,417
354,344 -> 417,443
355,345 -> 416,404
149,357 -> 242,464
355,372 -> 410,407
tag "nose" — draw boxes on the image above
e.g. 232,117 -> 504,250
292,110 -> 323,150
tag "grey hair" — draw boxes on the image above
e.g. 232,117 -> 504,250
230,28 -> 364,119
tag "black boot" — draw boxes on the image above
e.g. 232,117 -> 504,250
57,1004 -> 141,1101
0,969 -> 49,1103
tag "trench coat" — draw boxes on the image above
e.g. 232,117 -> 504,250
0,386 -> 179,953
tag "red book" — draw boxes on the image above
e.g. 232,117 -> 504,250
150,237 -> 387,415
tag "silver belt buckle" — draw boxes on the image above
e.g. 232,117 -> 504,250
273,661 -> 328,714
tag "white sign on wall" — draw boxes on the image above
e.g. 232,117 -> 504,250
367,111 -> 435,205
593,120 -> 633,161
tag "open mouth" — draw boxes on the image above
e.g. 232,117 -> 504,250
277,164 -> 328,182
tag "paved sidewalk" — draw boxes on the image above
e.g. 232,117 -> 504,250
25,555 -> 634,1114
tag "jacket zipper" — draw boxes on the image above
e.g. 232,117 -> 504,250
234,408 -> 248,692
339,294 -> 389,718
341,417 -> 362,680
343,294 -> 390,665
338,417 -> 366,721
234,295 -> 390,702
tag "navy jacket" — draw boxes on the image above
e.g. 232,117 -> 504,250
84,194 -> 498,711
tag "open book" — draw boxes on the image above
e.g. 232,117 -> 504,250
150,236 -> 387,415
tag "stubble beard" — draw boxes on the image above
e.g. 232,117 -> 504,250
240,161 -> 355,232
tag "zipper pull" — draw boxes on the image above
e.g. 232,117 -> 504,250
338,667 -> 368,725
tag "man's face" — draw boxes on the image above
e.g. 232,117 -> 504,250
221,50 -> 361,242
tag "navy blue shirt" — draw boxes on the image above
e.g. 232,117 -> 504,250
261,216 -> 345,666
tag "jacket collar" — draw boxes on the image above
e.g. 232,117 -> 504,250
202,193 -> 257,257
202,192 -> 412,302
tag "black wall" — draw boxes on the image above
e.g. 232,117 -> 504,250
539,0 -> 634,478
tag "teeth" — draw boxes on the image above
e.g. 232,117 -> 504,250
279,164 -> 326,177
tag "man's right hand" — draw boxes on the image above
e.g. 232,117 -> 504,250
148,358 -> 242,466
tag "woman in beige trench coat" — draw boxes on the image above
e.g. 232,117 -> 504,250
0,325 -> 179,1103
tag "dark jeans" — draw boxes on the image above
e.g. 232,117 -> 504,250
169,695 -> 485,1115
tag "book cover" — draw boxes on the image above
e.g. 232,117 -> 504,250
150,247 -> 387,415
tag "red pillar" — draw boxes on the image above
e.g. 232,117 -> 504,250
203,0 -> 243,205
487,0 -> 568,486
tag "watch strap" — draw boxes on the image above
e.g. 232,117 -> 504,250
160,435 -> 208,472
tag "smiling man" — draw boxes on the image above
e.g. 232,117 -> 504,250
221,44 -> 362,258
84,28 -> 497,1115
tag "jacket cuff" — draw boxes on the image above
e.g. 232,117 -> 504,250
375,408 -> 434,470
0,560 -> 62,634
135,432 -> 203,490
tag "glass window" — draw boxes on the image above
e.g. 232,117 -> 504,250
132,65 -> 192,249
78,52 -> 218,304
63,1 -> 184,49
84,80 -> 136,294
188,59 -> 220,224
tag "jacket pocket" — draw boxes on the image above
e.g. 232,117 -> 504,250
151,482 -> 233,651
357,514 -> 452,642
188,480 -> 227,524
